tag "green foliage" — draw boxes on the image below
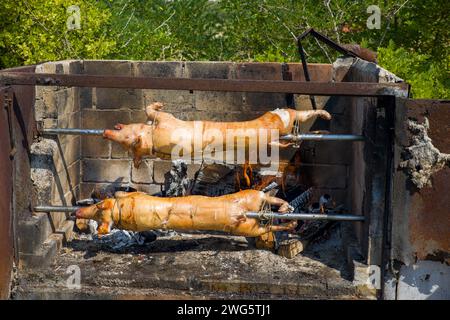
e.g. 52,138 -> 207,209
0,0 -> 448,98
378,41 -> 449,99
0,0 -> 115,67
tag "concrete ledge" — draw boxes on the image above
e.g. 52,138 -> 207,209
17,213 -> 53,255
18,236 -> 60,270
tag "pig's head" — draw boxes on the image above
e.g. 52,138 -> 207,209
75,199 -> 115,235
103,123 -> 152,167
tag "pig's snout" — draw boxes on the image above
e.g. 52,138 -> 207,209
75,208 -> 86,219
103,129 -> 118,140
75,206 -> 95,220
103,124 -> 124,139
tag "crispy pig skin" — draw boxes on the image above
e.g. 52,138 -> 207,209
76,190 -> 296,237
103,102 -> 331,167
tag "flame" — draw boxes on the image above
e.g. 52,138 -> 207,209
235,151 -> 303,192
243,162 -> 253,187
235,161 -> 254,190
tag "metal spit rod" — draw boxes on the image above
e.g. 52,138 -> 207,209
34,205 -> 364,221
35,206 -> 81,212
280,133 -> 364,141
41,128 -> 364,141
246,212 -> 364,221
41,128 -> 104,136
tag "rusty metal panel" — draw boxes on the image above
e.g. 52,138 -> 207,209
0,71 -> 409,96
0,65 -> 36,298
0,86 -> 13,299
392,99 -> 450,264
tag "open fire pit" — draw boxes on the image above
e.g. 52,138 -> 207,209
2,56 -> 447,300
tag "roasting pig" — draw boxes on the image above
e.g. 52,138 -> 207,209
103,102 -> 331,167
76,190 -> 296,237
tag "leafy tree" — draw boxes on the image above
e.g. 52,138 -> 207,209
0,0 -> 448,98
378,41 -> 449,99
0,0 -> 115,67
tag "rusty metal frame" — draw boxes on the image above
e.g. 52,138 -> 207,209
0,86 -> 14,299
0,60 -> 415,300
296,28 -> 367,110
0,71 -> 409,97
297,28 -> 364,59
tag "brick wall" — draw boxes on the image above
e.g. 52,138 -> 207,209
34,61 -> 82,232
72,60 -> 339,201
32,59 -> 360,226
28,58 -> 377,269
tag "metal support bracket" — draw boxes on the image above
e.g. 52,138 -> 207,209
3,90 -> 16,159
296,28 -> 364,110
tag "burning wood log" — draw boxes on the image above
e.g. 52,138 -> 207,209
103,102 -> 331,167
164,159 -> 191,196
75,190 -> 297,237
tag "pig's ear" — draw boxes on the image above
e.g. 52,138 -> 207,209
146,102 -> 164,121
131,136 -> 142,149
131,137 -> 143,168
96,201 -> 112,210
114,123 -> 124,130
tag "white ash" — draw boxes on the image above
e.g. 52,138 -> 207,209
93,229 -> 157,250
164,159 -> 191,196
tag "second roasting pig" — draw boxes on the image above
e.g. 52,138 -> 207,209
76,190 -> 297,237
103,102 -> 331,167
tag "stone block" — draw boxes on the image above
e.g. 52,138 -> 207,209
57,111 -> 80,130
95,87 -> 143,110
82,109 -> 131,128
35,62 -> 57,74
243,92 -> 286,110
78,87 -> 93,109
50,185 -> 79,230
17,213 -> 53,254
143,89 -> 194,107
18,237 -> 59,270
111,143 -> 129,159
54,136 -> 80,172
82,136 -> 110,158
130,110 -> 148,123
130,183 -> 162,195
236,63 -> 282,80
39,88 -> 58,119
82,60 -> 142,110
83,60 -> 132,76
134,61 -> 183,78
82,159 -> 130,183
195,91 -> 244,112
53,161 -> 81,197
184,61 -> 234,79
54,88 -> 77,117
131,160 -> 153,184
288,63 -> 333,82
171,111 -> 260,122
81,109 -> 128,158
